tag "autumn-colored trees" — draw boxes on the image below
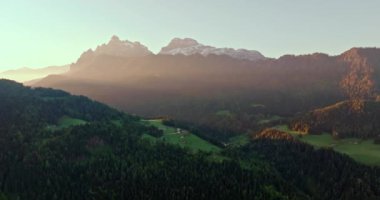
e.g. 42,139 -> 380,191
340,57 -> 375,111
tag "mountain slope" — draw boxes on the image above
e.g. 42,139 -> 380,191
238,128 -> 380,199
32,35 -> 380,137
290,100 -> 380,138
32,49 -> 348,136
0,79 -> 306,200
2,80 -> 380,199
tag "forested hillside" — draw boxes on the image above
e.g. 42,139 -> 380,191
1,79 -> 380,199
0,79 -> 306,200
290,101 -> 380,138
234,129 -> 380,200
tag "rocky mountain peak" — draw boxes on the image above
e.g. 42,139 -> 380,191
159,37 -> 265,61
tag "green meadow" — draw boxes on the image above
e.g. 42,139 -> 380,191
47,116 -> 87,131
275,125 -> 380,166
57,116 -> 87,128
228,134 -> 250,147
142,119 -> 222,153
257,115 -> 283,125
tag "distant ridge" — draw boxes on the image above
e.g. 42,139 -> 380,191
0,65 -> 69,83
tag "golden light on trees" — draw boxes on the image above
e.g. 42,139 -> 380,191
340,58 -> 375,112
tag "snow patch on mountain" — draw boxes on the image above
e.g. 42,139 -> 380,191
159,38 -> 265,61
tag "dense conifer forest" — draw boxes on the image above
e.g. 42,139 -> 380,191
0,80 -> 303,200
1,79 -> 380,199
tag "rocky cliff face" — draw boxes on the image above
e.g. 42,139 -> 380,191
159,38 -> 265,61
71,35 -> 152,71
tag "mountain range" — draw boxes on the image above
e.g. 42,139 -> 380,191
0,36 -> 263,84
30,36 -> 380,137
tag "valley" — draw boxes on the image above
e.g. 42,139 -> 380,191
2,1 -> 380,199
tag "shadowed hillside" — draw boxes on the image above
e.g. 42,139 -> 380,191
31,36 -> 380,136
0,79 -> 309,200
2,79 -> 380,199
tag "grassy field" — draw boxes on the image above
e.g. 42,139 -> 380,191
142,119 -> 222,153
251,103 -> 266,108
58,116 -> 87,128
215,110 -> 233,117
228,134 -> 250,147
257,115 -> 284,125
47,116 -> 87,131
275,125 -> 380,166
111,119 -> 123,127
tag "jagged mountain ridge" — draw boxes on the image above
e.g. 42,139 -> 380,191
33,47 -> 380,121
71,36 -> 265,72
159,38 -> 265,61
94,35 -> 153,57
71,35 -> 153,71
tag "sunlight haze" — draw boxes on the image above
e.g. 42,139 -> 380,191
2,1 -> 380,199
0,0 -> 379,70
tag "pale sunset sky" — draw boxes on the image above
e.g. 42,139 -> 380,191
0,0 -> 379,70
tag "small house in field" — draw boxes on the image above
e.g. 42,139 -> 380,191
176,128 -> 182,134
222,142 -> 229,147
332,131 -> 340,139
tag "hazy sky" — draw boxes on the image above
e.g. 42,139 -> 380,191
0,0 -> 379,70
